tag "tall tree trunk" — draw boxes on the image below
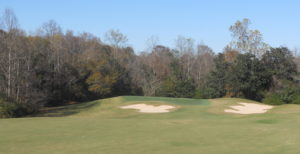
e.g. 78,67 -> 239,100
7,47 -> 11,98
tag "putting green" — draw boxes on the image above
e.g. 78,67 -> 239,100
1,96 -> 300,154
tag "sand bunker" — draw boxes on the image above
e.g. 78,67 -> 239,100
224,102 -> 273,114
120,104 -> 175,113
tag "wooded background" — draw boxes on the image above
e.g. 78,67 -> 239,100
1,9 -> 299,117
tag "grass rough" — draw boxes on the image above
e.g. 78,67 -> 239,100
1,96 -> 300,154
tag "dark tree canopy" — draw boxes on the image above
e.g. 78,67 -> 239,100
262,47 -> 297,80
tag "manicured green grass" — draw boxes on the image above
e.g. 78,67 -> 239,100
1,96 -> 300,154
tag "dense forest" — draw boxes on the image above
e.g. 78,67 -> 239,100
1,9 -> 300,117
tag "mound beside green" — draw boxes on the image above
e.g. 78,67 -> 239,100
1,96 -> 300,154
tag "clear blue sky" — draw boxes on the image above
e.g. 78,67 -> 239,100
0,0 -> 299,53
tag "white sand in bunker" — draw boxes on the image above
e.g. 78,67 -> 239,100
120,104 -> 175,113
224,102 -> 273,114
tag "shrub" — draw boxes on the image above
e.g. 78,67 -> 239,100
174,79 -> 196,98
262,93 -> 284,105
0,99 -> 17,118
279,87 -> 300,104
156,78 -> 196,98
291,95 -> 300,104
155,78 -> 176,97
193,90 -> 204,99
193,88 -> 218,99
0,100 -> 40,118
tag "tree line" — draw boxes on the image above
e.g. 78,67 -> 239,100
0,9 -> 299,117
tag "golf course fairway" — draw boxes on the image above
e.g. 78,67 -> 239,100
1,96 -> 300,154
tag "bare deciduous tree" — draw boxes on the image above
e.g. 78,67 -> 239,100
105,29 -> 128,48
0,8 -> 19,98
191,44 -> 214,88
229,18 -> 269,57
145,35 -> 159,52
175,35 -> 195,76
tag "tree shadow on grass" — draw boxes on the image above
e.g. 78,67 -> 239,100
32,101 -> 100,117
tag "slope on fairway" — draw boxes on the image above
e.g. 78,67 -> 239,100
1,96 -> 300,154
